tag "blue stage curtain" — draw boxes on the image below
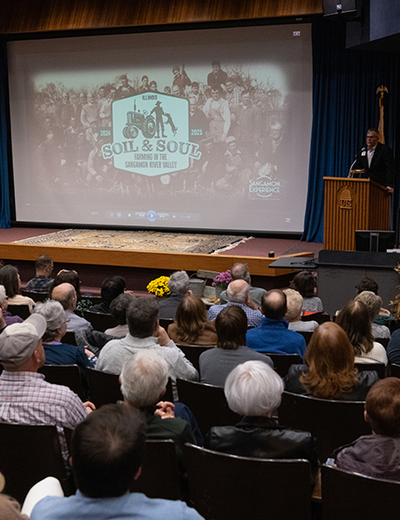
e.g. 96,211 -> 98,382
303,18 -> 399,243
0,37 -> 10,229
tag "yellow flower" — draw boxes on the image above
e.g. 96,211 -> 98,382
147,276 -> 171,297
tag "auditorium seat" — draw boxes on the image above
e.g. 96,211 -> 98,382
184,443 -> 312,520
263,353 -> 303,377
83,310 -> 117,332
176,379 -> 241,436
85,367 -> 123,407
132,439 -> 181,500
278,391 -> 371,462
176,344 -> 213,373
321,464 -> 400,520
7,304 -> 30,320
354,362 -> 386,379
39,363 -> 87,400
0,423 -> 75,504
22,289 -> 49,302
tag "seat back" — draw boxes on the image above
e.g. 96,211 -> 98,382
177,344 -> 214,373
185,443 -> 311,520
278,391 -> 371,462
86,367 -> 123,407
22,290 -> 49,302
39,364 -> 86,400
83,310 -> 117,332
61,331 -> 77,346
0,423 -> 74,504
7,304 -> 30,320
176,379 -> 241,436
390,363 -> 400,378
263,353 -> 303,377
354,362 -> 386,379
159,318 -> 175,331
321,464 -> 400,520
132,439 -> 181,500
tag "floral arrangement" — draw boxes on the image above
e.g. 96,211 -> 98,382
212,270 -> 232,290
147,276 -> 171,298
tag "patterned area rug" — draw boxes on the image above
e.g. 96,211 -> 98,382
13,229 -> 252,255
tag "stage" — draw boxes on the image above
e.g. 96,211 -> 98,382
0,227 -> 323,293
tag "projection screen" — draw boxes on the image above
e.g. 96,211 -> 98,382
7,23 -> 312,233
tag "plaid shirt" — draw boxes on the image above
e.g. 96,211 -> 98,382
0,371 -> 87,463
26,275 -> 53,293
207,302 -> 263,328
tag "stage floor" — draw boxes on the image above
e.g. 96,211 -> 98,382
0,227 -> 323,278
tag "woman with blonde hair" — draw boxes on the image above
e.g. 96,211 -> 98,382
167,293 -> 217,346
336,299 -> 387,365
284,322 -> 379,400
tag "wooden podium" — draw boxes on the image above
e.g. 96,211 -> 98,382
323,177 -> 391,251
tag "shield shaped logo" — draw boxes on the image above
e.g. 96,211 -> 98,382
107,93 -> 192,176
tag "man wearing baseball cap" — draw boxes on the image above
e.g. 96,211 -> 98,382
0,314 -> 94,464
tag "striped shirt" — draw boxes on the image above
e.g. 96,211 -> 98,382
0,371 -> 88,463
207,302 -> 263,328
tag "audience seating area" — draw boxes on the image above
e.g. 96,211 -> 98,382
2,270 -> 399,518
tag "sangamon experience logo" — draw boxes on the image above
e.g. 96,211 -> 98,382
102,93 -> 201,176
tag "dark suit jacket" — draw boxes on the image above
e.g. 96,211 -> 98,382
354,142 -> 395,188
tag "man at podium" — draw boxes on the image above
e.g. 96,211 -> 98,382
353,128 -> 395,193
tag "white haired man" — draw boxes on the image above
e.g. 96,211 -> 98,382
204,360 -> 318,479
159,270 -> 191,320
120,350 -> 200,470
207,279 -> 263,328
219,262 -> 266,307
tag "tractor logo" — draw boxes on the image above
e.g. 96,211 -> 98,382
103,93 -> 199,177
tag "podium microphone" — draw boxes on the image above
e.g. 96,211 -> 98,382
347,157 -> 357,178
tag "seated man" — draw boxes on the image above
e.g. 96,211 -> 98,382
219,263 -> 266,307
204,361 -> 318,480
91,276 -> 127,314
246,290 -> 306,358
335,378 -> 400,481
200,306 -> 273,386
96,297 -> 198,399
30,405 -> 203,520
0,315 -> 94,465
283,289 -> 318,333
207,280 -> 263,328
159,271 -> 190,320
120,350 -> 199,470
51,283 -> 92,334
26,255 -> 54,294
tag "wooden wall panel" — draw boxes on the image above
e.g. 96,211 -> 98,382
0,0 -> 323,35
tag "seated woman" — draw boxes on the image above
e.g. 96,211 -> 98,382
205,360 -> 318,478
335,378 -> 400,481
354,291 -> 391,339
0,265 -> 35,313
168,293 -> 218,346
336,299 -> 388,365
283,288 -> 318,333
105,293 -> 135,337
284,322 -> 379,400
199,305 -> 272,386
35,300 -> 96,368
0,285 -> 23,327
289,270 -> 323,314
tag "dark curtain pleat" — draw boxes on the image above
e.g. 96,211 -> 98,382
0,37 -> 10,228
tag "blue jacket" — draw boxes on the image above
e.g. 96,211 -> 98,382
246,317 -> 306,359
